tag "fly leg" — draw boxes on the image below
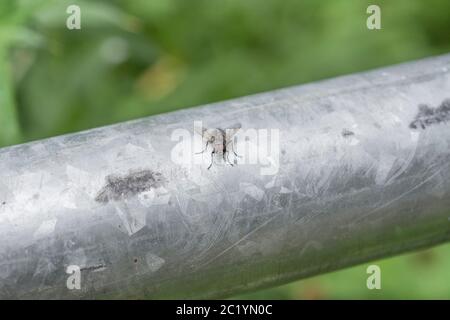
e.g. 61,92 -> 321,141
226,140 -> 241,165
227,140 -> 242,158
207,150 -> 215,170
196,141 -> 210,154
225,151 -> 234,167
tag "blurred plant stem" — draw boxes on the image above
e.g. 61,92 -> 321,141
0,48 -> 22,147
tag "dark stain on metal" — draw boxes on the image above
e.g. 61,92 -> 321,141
341,128 -> 355,137
409,98 -> 450,130
80,264 -> 106,272
324,104 -> 334,113
95,169 -> 165,203
196,124 -> 241,170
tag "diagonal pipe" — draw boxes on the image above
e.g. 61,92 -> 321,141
0,54 -> 450,299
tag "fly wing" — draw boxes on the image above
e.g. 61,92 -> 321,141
194,125 -> 215,141
225,123 -> 242,142
194,125 -> 205,136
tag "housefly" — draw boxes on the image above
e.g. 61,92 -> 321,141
195,123 -> 241,169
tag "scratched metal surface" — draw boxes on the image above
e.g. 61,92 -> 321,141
1,54 -> 450,299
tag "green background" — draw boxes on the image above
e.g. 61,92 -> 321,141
0,0 -> 449,299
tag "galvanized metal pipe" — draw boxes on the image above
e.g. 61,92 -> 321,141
1,54 -> 450,299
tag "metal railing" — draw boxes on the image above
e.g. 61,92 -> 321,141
0,54 -> 449,299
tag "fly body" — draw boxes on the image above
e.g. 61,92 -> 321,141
195,123 -> 241,169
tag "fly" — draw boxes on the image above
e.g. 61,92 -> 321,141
195,123 -> 241,170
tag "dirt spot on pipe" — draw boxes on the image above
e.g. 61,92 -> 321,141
95,169 -> 165,204
341,128 -> 355,137
409,98 -> 450,130
80,264 -> 106,272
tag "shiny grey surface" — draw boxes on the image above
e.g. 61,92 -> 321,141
1,54 -> 450,299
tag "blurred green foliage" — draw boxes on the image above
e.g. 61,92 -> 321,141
236,243 -> 450,299
2,0 -> 450,144
0,0 -> 449,298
